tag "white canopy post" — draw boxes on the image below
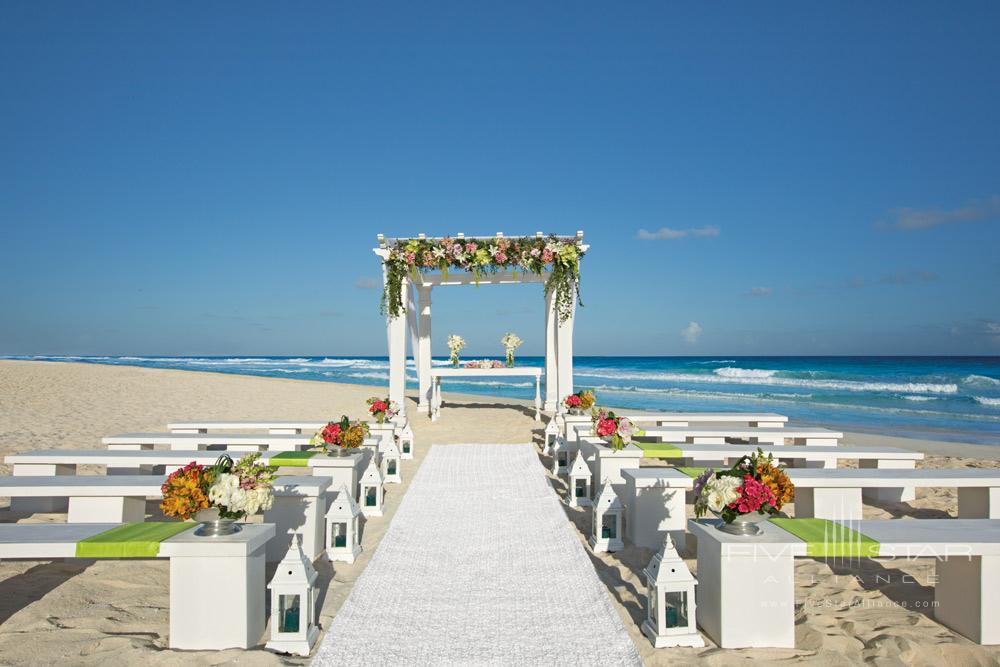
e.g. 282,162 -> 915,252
416,284 -> 433,413
556,286 -> 576,402
543,287 -> 559,411
387,276 -> 409,416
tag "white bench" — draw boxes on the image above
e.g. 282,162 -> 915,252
167,419 -> 415,458
0,474 -> 331,561
0,522 -> 273,650
5,449 -> 364,511
639,425 -> 842,447
102,432 -> 382,453
551,411 -> 790,445
787,468 -> 1000,518
691,518 -> 1000,647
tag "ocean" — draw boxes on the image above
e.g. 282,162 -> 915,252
4,355 -> 999,445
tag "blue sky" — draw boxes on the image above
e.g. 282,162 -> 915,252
1,2 -> 998,357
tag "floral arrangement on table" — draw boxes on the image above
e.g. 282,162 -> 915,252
380,235 -> 585,322
591,408 -> 644,450
160,453 -> 277,521
366,396 -> 399,424
465,359 -> 504,369
563,389 -> 596,413
309,416 -> 370,454
447,334 -> 466,366
693,449 -> 794,525
500,332 -> 523,367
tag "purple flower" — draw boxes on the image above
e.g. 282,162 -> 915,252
693,468 -> 715,498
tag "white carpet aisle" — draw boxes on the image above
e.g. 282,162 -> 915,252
311,443 -> 643,666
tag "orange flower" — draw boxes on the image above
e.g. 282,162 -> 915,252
756,460 -> 794,510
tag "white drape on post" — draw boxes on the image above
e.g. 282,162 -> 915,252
416,284 -> 433,413
387,278 -> 410,415
543,288 -> 559,411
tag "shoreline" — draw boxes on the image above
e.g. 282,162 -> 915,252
2,358 -> 994,459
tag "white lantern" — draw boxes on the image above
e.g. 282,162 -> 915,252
567,451 -> 592,507
589,480 -> 624,552
265,536 -> 319,656
398,421 -> 415,459
379,438 -> 402,484
642,534 -> 704,648
325,484 -> 362,563
544,415 -> 562,453
551,437 -> 570,475
359,459 -> 384,518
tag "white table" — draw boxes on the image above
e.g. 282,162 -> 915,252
429,367 -> 543,421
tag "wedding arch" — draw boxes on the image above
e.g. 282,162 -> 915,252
373,231 -> 588,417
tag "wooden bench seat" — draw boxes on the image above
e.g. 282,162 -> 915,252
0,522 -> 274,650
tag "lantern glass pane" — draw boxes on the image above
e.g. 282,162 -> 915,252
664,590 -> 688,628
403,442 -> 410,453
365,487 -> 377,506
649,586 -> 657,623
278,594 -> 301,633
558,451 -> 567,466
388,460 -> 397,475
333,522 -> 347,548
602,514 -> 616,539
575,479 -> 586,498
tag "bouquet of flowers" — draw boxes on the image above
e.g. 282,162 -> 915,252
563,389 -> 596,413
465,359 -> 504,369
500,332 -> 523,367
366,396 -> 399,424
693,449 -> 794,524
310,416 -> 370,454
447,334 -> 466,366
591,408 -> 644,450
160,453 -> 277,521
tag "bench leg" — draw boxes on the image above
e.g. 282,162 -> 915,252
696,537 -> 795,648
68,496 -> 147,523
958,488 -> 1000,519
169,545 -> 266,650
936,555 -> 1000,644
10,464 -> 74,513
860,459 -> 916,503
794,488 -> 863,520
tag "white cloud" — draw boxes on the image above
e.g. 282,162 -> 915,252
681,321 -> 703,343
880,195 -> 1000,230
637,225 -> 720,240
355,276 -> 381,290
746,287 -> 772,297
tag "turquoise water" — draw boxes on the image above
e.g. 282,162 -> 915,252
4,355 -> 998,445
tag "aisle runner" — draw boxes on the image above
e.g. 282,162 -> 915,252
312,443 -> 643,666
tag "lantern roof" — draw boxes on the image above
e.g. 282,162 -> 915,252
360,459 -> 384,485
568,451 -> 590,478
326,484 -> 361,519
593,480 -> 623,511
269,536 -> 318,588
644,534 -> 696,585
378,437 -> 400,457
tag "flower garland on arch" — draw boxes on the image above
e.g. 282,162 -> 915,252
380,235 -> 585,322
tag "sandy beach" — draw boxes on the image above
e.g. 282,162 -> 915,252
1,359 -> 998,666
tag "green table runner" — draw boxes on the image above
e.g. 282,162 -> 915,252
675,466 -> 709,478
771,518 -> 880,558
76,522 -> 193,558
635,442 -> 683,459
270,451 -> 320,467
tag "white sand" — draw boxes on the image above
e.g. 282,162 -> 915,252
0,359 -> 998,666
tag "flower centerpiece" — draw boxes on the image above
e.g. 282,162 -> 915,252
563,389 -> 596,415
591,408 -> 645,451
465,359 -> 504,369
366,396 -> 399,424
160,453 -> 277,536
500,332 -> 523,367
693,448 -> 795,536
447,334 -> 466,367
379,234 -> 586,323
309,416 -> 370,456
